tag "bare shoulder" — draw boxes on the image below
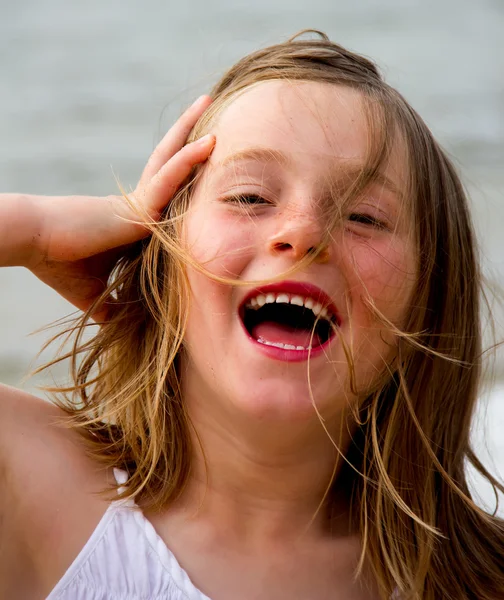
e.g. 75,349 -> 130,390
0,381 -> 60,415
0,383 -> 89,481
0,383 -> 65,482
0,382 -> 66,435
0,380 -> 110,507
0,383 -> 112,598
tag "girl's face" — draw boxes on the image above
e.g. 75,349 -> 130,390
181,81 -> 416,424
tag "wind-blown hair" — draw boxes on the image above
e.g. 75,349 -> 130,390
42,31 -> 504,599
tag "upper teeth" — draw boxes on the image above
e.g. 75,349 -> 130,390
246,292 -> 335,322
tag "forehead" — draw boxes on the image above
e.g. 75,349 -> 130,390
208,80 -> 406,189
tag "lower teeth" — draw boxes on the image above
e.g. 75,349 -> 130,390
257,337 -> 311,351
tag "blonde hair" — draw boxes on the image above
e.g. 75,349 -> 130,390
42,31 -> 504,600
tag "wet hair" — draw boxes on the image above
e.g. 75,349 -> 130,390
42,31 -> 504,600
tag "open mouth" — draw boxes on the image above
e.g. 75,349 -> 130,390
239,283 -> 340,352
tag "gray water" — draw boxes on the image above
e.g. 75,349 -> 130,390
0,0 -> 503,512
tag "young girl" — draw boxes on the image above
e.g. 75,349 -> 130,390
0,31 -> 503,600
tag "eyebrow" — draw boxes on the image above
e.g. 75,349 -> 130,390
217,145 -> 403,198
359,168 -> 404,200
219,147 -> 291,169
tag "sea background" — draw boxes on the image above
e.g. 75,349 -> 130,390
0,0 -> 503,513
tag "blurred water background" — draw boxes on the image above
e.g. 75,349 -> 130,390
0,0 -> 503,513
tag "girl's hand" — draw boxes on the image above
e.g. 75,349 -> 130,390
24,95 -> 214,319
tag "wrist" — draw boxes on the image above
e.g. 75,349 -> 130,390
0,194 -> 43,268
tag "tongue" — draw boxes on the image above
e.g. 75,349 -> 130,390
252,321 -> 320,347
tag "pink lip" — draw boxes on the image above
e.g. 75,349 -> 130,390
238,280 -> 341,363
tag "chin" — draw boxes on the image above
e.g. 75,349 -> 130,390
226,376 -> 344,424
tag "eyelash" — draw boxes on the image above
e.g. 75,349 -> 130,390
347,212 -> 388,230
223,195 -> 389,230
223,194 -> 272,207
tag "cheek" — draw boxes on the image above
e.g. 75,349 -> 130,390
185,209 -> 257,278
344,236 -> 417,325
339,237 -> 416,391
183,211 -> 258,341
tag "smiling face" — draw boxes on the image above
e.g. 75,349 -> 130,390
180,80 -> 417,426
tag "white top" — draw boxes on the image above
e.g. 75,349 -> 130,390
47,469 -> 211,600
47,469 -> 400,600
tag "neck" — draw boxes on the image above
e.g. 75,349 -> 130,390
177,388 -> 356,544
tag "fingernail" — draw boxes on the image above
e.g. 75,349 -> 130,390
197,134 -> 215,147
192,95 -> 209,109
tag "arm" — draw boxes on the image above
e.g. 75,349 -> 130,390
0,193 -> 42,268
0,96 -> 214,596
0,96 -> 214,316
0,384 -> 112,598
0,385 -> 49,598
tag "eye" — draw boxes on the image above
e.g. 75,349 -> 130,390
223,194 -> 272,207
347,212 -> 388,229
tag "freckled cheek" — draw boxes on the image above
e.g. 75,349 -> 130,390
186,216 -> 257,277
183,215 -> 258,335
345,241 -> 416,322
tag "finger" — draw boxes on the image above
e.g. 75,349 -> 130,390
139,95 -> 213,186
142,134 -> 216,214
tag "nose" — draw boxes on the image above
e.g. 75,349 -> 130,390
267,212 -> 330,263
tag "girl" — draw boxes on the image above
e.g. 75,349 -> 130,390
0,31 -> 503,600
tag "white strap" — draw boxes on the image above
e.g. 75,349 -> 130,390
113,467 -> 129,495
